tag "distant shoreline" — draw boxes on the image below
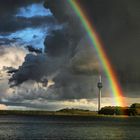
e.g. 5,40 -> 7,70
0,109 -> 97,116
0,110 -> 139,117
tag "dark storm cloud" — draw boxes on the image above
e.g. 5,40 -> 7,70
69,0 -> 140,95
48,71 -> 98,100
16,16 -> 55,27
7,0 -> 95,98
44,29 -> 70,56
0,0 -> 55,33
7,0 -> 140,105
79,0 -> 140,85
8,32 -> 105,101
44,0 -> 140,97
9,54 -> 47,86
44,28 -> 83,57
44,0 -> 78,23
0,0 -> 44,16
9,50 -> 70,88
0,16 -> 56,33
25,45 -> 42,54
0,38 -> 17,45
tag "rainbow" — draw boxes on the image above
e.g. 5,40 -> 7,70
68,0 -> 126,106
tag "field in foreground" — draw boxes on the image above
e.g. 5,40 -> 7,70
0,115 -> 140,140
0,109 -> 98,116
0,108 -> 140,116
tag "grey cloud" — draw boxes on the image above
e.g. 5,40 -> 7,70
0,16 -> 56,33
42,0 -> 140,98
1,0 -> 139,110
5,1 -> 121,96
0,0 -> 55,33
0,45 -> 27,101
9,54 -> 47,86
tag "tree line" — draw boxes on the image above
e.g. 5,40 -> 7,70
99,103 -> 140,116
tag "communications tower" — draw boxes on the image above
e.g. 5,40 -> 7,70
97,75 -> 103,112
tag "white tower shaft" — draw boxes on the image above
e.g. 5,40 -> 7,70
97,75 -> 102,112
98,88 -> 101,111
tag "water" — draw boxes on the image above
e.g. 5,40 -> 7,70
0,115 -> 139,140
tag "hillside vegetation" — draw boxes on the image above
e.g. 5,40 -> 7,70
0,103 -> 139,116
99,103 -> 140,116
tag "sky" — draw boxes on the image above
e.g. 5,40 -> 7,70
0,0 -> 140,110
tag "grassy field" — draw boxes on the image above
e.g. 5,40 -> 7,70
0,109 -> 98,116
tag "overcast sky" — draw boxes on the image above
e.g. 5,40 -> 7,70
0,0 -> 139,110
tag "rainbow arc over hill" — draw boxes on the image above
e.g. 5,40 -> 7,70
68,0 -> 126,106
